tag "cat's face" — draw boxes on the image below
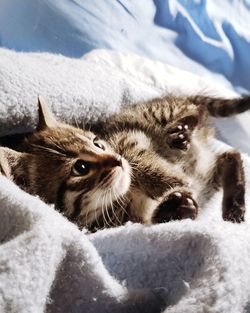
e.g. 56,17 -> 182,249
15,98 -> 131,228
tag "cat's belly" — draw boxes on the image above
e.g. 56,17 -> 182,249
183,137 -> 218,205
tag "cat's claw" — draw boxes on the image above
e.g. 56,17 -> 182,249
152,191 -> 198,223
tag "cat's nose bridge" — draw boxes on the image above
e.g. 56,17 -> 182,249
78,151 -> 122,169
101,155 -> 122,169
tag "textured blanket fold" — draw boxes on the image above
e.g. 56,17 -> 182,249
1,48 -> 250,313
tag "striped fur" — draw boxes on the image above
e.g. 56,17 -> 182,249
0,95 -> 248,230
190,95 -> 250,117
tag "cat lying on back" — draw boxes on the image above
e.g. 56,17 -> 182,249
0,95 -> 248,230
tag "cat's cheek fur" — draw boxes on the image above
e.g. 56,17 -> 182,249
79,161 -> 131,226
111,159 -> 131,197
128,189 -> 160,224
63,191 -> 80,216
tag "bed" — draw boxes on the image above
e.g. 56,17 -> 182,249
1,1 -> 250,312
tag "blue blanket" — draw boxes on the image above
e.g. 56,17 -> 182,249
0,0 -> 250,92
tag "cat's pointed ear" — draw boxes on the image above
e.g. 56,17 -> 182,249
37,96 -> 59,130
0,147 -> 32,190
0,147 -> 24,178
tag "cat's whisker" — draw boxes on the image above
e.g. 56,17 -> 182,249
104,190 -> 115,227
128,168 -> 136,180
71,113 -> 80,129
103,190 -> 110,226
120,193 -> 129,205
114,192 -> 126,225
113,190 -> 130,221
128,161 -> 138,166
49,139 -> 67,154
115,192 -> 126,208
100,193 -> 106,229
115,192 -> 125,207
81,120 -> 87,131
83,200 -> 92,229
121,194 -> 130,216
109,189 -> 119,226
101,191 -> 111,228
93,190 -> 104,229
87,123 -> 92,132
109,189 -> 121,225
30,144 -> 67,157
108,189 -> 117,225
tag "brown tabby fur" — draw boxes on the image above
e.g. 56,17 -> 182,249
0,95 -> 248,230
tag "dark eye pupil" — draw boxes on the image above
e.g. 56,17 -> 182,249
73,160 -> 90,176
94,142 -> 105,150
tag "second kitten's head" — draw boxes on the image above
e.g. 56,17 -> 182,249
10,97 -> 131,229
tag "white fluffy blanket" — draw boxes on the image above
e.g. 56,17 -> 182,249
1,48 -> 250,313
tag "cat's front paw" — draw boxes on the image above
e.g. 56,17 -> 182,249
152,191 -> 198,223
166,115 -> 198,150
166,124 -> 190,150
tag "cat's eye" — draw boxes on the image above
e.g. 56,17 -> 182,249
93,138 -> 105,150
72,160 -> 91,176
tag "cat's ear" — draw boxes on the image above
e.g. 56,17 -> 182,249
37,96 -> 59,130
0,147 -> 24,178
0,147 -> 31,189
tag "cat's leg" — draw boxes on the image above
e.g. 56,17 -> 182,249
215,150 -> 245,222
112,130 -> 200,224
129,152 -> 199,224
151,147 -> 246,224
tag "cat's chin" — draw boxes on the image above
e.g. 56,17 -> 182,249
106,157 -> 131,198
81,158 -> 131,226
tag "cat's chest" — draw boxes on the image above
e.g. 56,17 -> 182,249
182,135 -> 216,199
110,130 -> 152,157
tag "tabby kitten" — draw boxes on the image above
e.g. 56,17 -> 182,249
0,95 -> 248,230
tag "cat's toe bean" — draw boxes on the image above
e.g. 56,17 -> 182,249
179,206 -> 197,219
167,132 -> 189,150
179,197 -> 197,219
166,123 -> 191,150
186,197 -> 195,206
173,192 -> 182,198
167,125 -> 183,134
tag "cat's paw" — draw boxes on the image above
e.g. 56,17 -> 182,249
223,184 -> 245,223
152,191 -> 198,223
223,208 -> 245,223
166,124 -> 190,150
166,115 -> 198,150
